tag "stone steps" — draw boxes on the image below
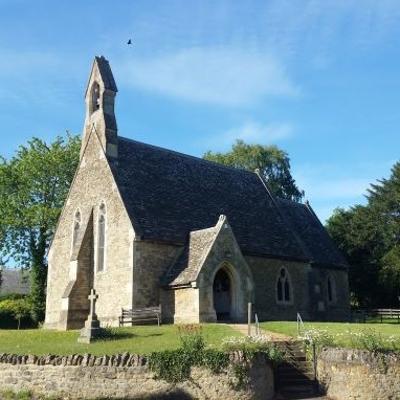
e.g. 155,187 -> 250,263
275,340 -> 319,398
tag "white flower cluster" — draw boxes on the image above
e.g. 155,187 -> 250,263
298,328 -> 400,351
299,328 -> 334,345
222,334 -> 273,347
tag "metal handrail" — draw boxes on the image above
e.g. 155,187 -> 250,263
254,313 -> 260,336
296,312 -> 305,337
297,312 -> 317,385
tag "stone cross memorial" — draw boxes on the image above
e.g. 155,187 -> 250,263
78,288 -> 104,344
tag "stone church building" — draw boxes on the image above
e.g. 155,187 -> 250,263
44,56 -> 350,330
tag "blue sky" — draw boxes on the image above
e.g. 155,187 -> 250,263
1,0 -> 400,222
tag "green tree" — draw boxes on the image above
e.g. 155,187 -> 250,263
326,162 -> 400,308
0,296 -> 32,329
10,297 -> 30,330
204,140 -> 303,201
327,206 -> 383,307
0,134 -> 80,322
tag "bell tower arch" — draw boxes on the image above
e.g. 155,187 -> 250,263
81,56 -> 118,160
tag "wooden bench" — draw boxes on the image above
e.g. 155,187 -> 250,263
119,305 -> 162,327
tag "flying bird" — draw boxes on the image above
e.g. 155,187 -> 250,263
127,39 -> 132,45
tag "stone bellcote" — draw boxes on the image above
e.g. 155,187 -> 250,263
81,56 -> 118,160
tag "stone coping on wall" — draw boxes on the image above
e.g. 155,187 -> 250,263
0,350 -> 254,368
319,346 -> 400,366
0,351 -> 275,400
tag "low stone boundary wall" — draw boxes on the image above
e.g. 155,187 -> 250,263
317,347 -> 400,400
0,352 -> 274,400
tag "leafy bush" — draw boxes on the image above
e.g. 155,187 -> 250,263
148,326 -> 287,387
221,335 -> 286,364
386,335 -> 400,352
178,324 -> 205,353
300,328 -> 335,346
0,297 -> 34,329
221,335 -> 287,389
0,390 -> 33,400
0,293 -> 26,302
299,328 -> 337,359
346,329 -> 400,353
299,327 -> 400,355
148,324 -> 230,384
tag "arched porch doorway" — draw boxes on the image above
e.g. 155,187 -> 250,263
213,268 -> 232,321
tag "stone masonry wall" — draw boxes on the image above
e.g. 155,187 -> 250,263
45,131 -> 134,329
310,267 -> 350,321
172,287 -> 200,324
317,347 -> 400,400
196,220 -> 255,323
246,256 -> 312,321
133,241 -> 181,309
0,353 -> 274,400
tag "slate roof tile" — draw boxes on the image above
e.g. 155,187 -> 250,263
0,268 -> 30,295
163,226 -> 217,286
114,137 -> 308,261
276,199 -> 348,267
95,56 -> 118,92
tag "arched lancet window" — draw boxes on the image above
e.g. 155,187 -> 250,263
276,268 -> 292,304
90,82 -> 101,114
327,275 -> 336,304
72,210 -> 81,249
97,203 -> 106,272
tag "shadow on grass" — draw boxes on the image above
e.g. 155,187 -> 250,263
141,333 -> 163,338
95,331 -> 165,341
93,329 -> 137,341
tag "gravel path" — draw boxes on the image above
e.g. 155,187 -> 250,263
226,323 -> 293,341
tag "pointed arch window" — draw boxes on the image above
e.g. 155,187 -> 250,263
276,268 -> 292,304
90,82 -> 101,114
327,275 -> 336,304
97,203 -> 106,272
72,210 -> 81,250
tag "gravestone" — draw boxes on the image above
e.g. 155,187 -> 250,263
78,289 -> 104,344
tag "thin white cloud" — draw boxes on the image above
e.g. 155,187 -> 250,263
295,164 -> 372,201
294,159 -> 397,221
207,121 -> 294,149
118,47 -> 300,106
296,176 -> 371,223
0,51 -> 60,78
250,0 -> 400,71
303,178 -> 371,201
0,49 -> 84,108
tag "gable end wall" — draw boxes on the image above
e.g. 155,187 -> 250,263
45,131 -> 134,329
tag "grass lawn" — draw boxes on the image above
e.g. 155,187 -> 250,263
260,321 -> 400,349
0,324 -> 240,356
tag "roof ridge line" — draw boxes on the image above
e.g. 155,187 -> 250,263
304,200 -> 322,222
118,136 -> 258,177
255,170 -> 312,262
304,200 -> 349,268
